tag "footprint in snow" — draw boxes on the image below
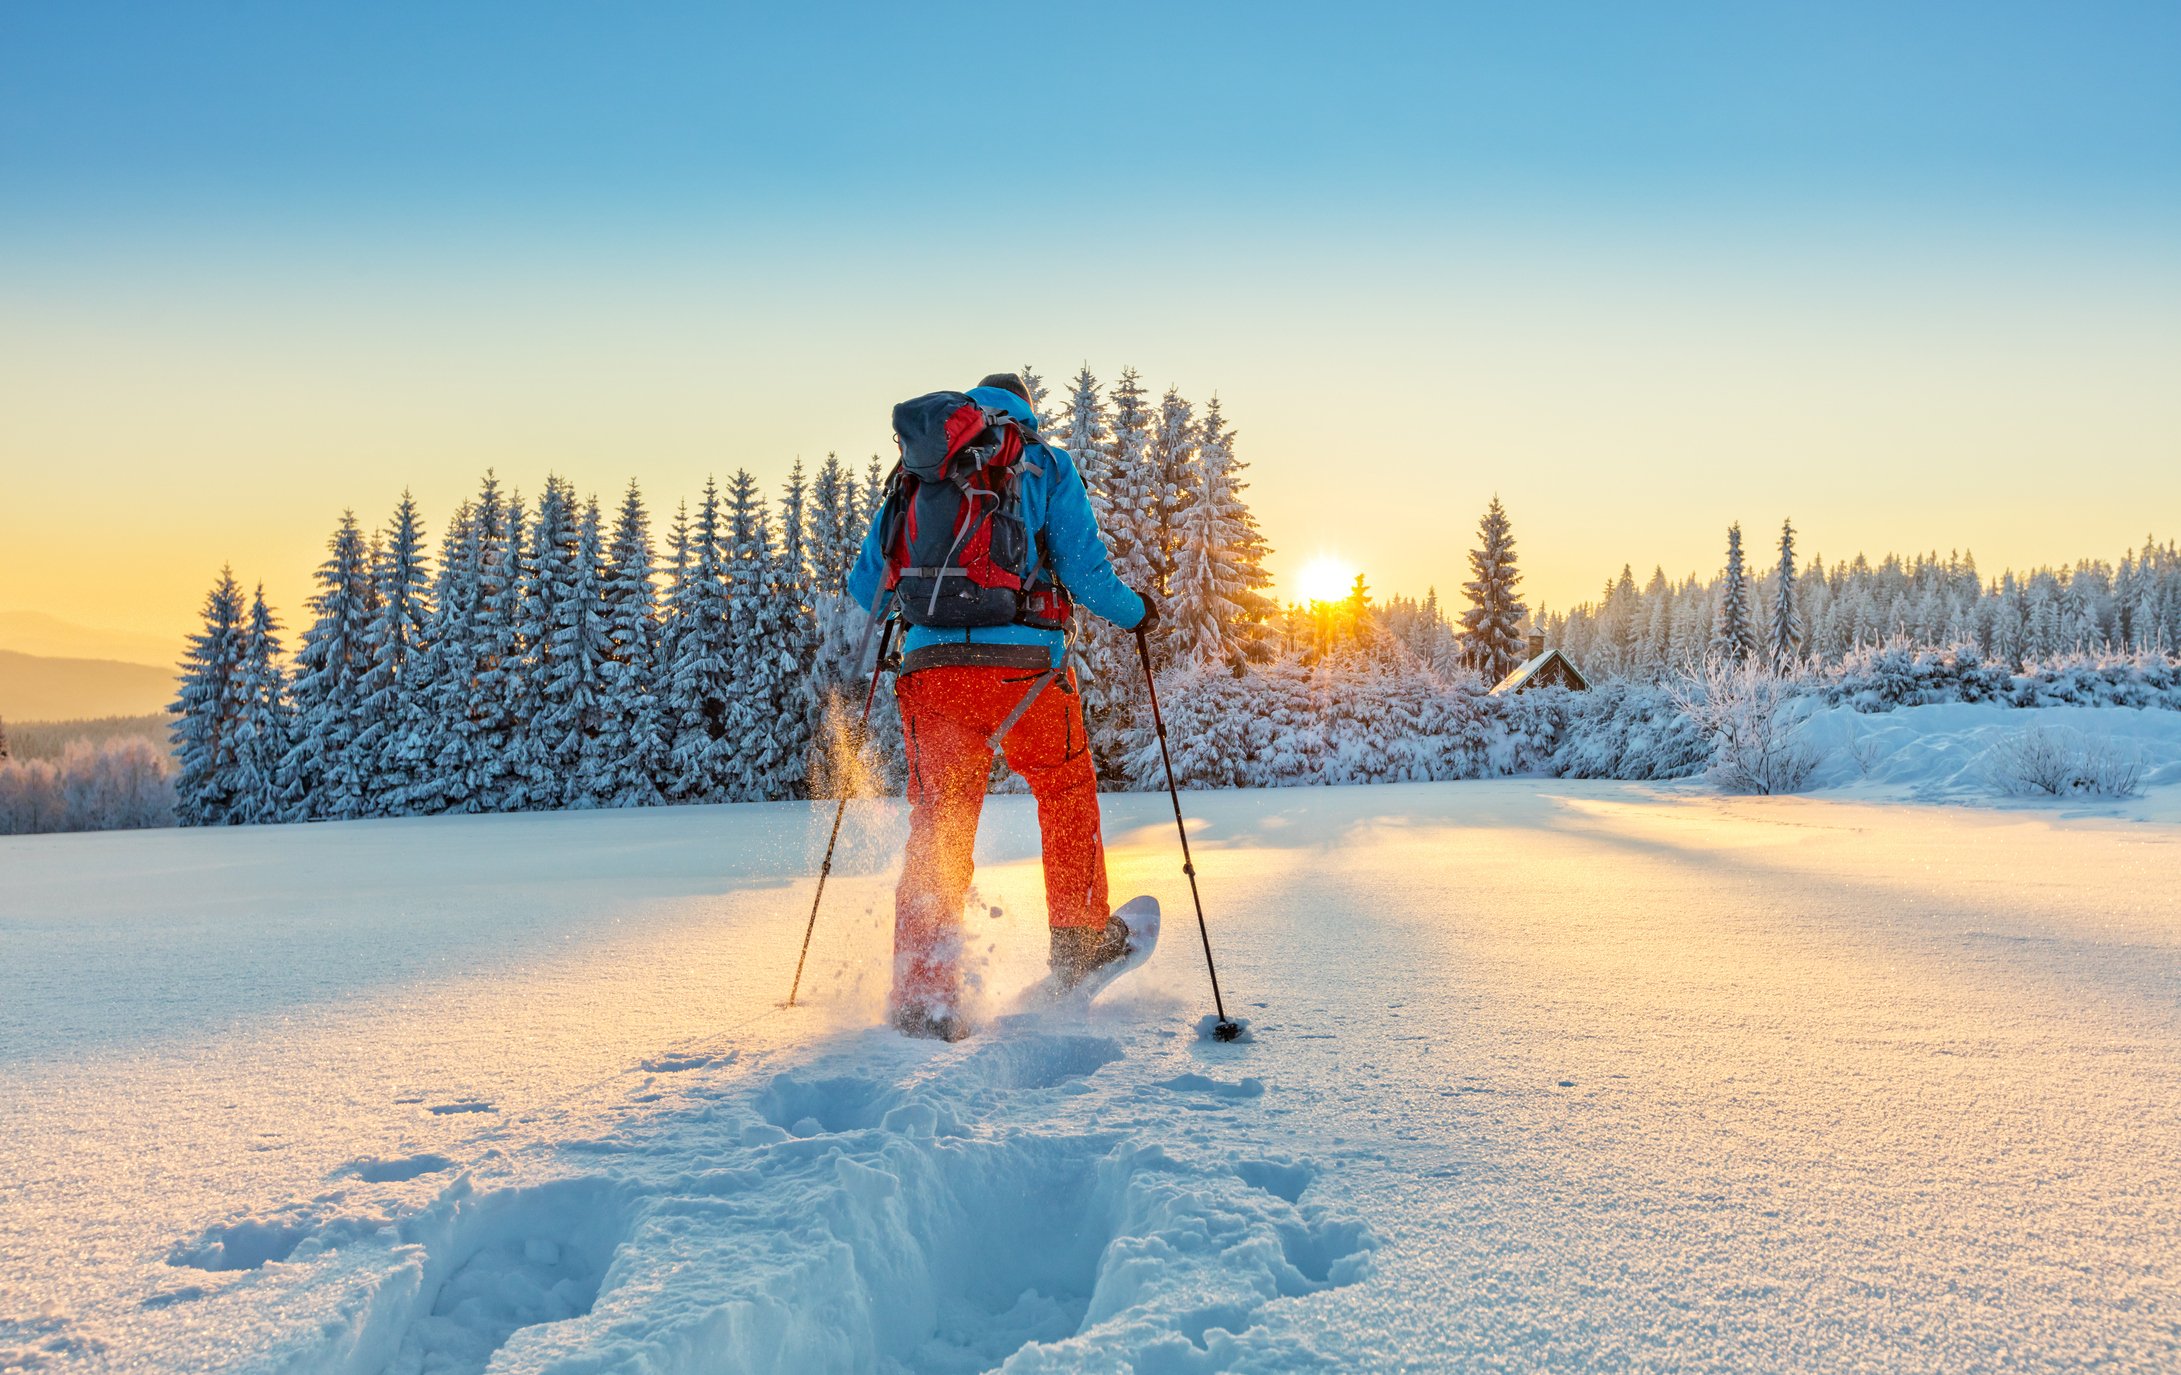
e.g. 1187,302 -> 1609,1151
339,1152 -> 455,1184
640,1050 -> 732,1074
1154,1073 -> 1266,1100
426,1100 -> 496,1116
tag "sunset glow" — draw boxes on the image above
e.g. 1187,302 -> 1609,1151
1293,555 -> 1359,606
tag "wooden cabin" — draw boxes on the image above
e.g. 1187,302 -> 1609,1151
1489,630 -> 1591,696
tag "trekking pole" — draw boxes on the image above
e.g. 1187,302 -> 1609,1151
786,617 -> 897,1008
1135,628 -> 1242,1042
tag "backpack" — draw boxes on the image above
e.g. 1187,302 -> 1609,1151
877,391 -> 1074,631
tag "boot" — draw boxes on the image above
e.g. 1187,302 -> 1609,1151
890,999 -> 970,1042
1049,916 -> 1130,992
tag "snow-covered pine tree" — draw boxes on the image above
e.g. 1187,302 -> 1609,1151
1712,523 -> 1756,665
1457,497 -> 1528,684
1101,369 -> 1159,596
1642,567 -> 1672,677
773,461 -> 824,781
665,478 -> 738,800
514,478 -> 606,808
559,496 -> 613,805
428,481 -> 504,812
473,490 -> 531,810
590,481 -> 665,807
862,457 -> 886,531
1080,370 -> 1160,739
356,492 -> 431,815
1060,365 -> 1112,509
651,497 -> 693,794
391,499 -> 472,814
1148,387 -> 1198,603
1018,363 -> 1053,433
721,469 -> 805,800
231,584 -> 292,825
1769,518 -> 1803,672
280,513 -> 376,821
169,567 -> 248,825
1167,395 -> 1274,672
806,452 -> 874,690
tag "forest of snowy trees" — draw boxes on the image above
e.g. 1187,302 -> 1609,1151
158,366 -> 1276,827
1539,522 -> 2181,681
81,371 -> 2181,834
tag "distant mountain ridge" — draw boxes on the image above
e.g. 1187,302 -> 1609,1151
0,610 -> 179,669
0,649 -> 177,723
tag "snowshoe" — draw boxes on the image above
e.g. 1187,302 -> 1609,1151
890,1001 -> 971,1042
1041,896 -> 1160,1003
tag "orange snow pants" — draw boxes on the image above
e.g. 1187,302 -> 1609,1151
893,664 -> 1111,998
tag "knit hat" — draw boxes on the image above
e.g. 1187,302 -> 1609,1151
975,372 -> 1031,403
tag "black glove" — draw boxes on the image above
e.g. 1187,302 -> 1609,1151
1133,591 -> 1160,635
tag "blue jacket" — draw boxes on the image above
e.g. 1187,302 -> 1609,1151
846,385 -> 1145,669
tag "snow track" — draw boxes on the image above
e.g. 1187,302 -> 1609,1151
6,778 -> 2178,1372
202,1024 -> 1371,1375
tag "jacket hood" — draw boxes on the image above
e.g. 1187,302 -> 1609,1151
966,384 -> 1040,434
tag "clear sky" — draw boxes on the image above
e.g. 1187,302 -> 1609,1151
3,1 -> 2177,651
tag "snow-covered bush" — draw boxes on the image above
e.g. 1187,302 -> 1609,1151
1665,658 -> 1822,795
1820,644 -> 2181,714
1981,724 -> 2141,798
1546,679 -> 1712,780
1825,641 -> 2014,711
1113,656 -> 1560,791
0,737 -> 177,835
2005,654 -> 2181,710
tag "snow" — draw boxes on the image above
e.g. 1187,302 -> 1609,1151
5,761 -> 2180,1371
1797,701 -> 2181,805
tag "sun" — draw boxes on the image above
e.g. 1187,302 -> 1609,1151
1293,554 -> 1358,605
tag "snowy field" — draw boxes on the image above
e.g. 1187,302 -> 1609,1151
5,707 -> 2180,1373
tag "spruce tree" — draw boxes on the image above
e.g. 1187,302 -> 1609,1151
666,478 -> 738,800
474,491 -> 531,810
170,567 -> 248,825
429,484 -> 502,813
1018,363 -> 1053,432
775,461 -> 824,770
394,499 -> 473,814
281,513 -> 376,820
592,481 -> 665,807
722,469 -> 804,800
807,452 -> 871,689
1101,368 -> 1159,594
232,585 -> 292,824
1167,395 -> 1273,671
1712,523 -> 1756,665
1458,497 -> 1527,684
1148,386 -> 1198,600
1768,518 -> 1804,673
651,498 -> 693,794
1080,368 -> 1158,751
356,492 -> 431,815
560,496 -> 613,804
1060,365 -> 1112,508
519,477 -> 605,808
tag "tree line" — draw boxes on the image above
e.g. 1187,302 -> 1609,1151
167,366 -> 1277,826
1543,524 -> 2181,681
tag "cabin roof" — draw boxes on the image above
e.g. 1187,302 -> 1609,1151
1489,648 -> 1591,696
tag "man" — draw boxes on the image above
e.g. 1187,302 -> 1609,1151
846,372 -> 1155,1040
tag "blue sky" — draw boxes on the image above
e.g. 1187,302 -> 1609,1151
3,2 -> 2178,638
7,2 -> 2177,223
